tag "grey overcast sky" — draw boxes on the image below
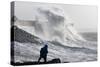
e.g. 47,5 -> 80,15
14,1 -> 98,32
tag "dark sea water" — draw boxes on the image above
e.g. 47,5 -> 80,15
80,32 -> 97,41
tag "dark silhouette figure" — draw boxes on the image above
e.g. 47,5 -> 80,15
38,45 -> 48,63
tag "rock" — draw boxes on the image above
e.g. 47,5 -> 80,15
11,58 -> 61,66
49,58 -> 61,63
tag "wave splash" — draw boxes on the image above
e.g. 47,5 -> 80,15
15,6 -> 85,45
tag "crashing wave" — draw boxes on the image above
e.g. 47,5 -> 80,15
14,6 -> 86,45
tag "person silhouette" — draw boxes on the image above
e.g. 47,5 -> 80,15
38,44 -> 48,63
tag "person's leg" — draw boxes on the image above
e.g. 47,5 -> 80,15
38,57 -> 41,63
44,57 -> 47,63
